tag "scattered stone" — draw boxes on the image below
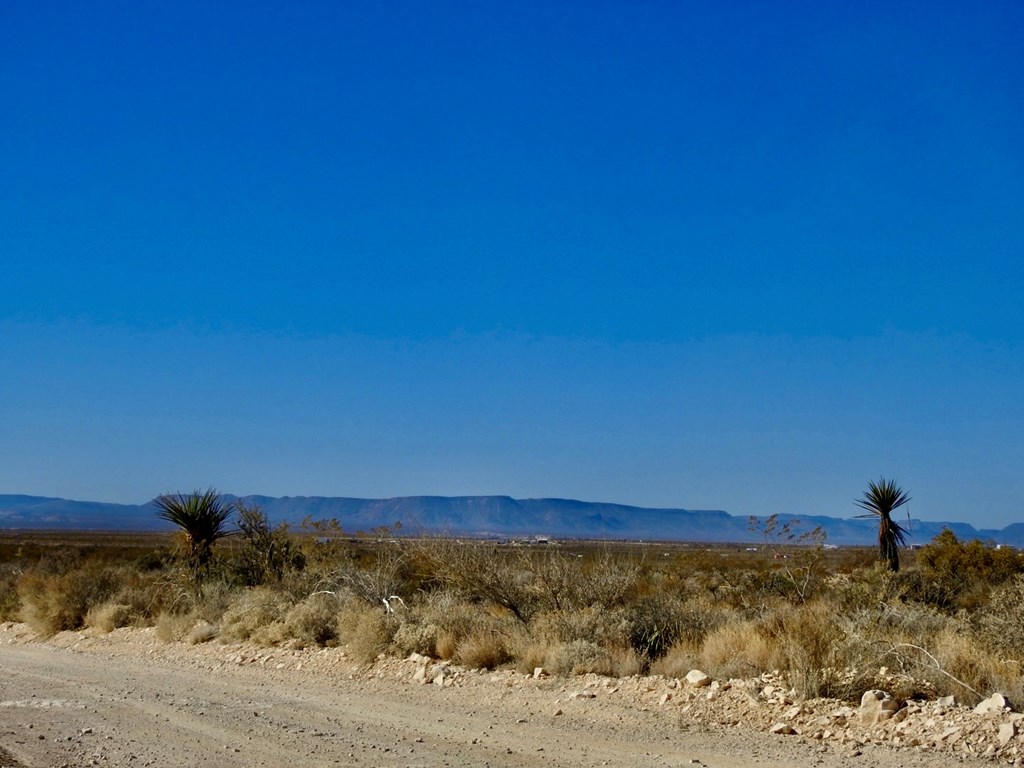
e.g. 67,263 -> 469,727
936,695 -> 956,707
533,667 -> 546,679
570,691 -> 597,700
770,722 -> 796,735
659,693 -> 672,706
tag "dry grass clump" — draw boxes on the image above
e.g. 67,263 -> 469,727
282,592 -> 342,647
910,627 -> 1024,704
218,587 -> 294,643
188,621 -> 218,644
155,611 -> 200,642
530,606 -> 629,648
543,640 -> 641,677
85,602 -> 137,633
700,619 -> 777,680
18,562 -> 123,636
0,565 -> 22,621
338,600 -> 397,663
975,575 -> 1024,660
391,590 -> 519,661
392,620 -> 441,657
649,642 -> 701,679
454,630 -> 511,669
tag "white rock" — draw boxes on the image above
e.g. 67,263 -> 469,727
685,670 -> 712,688
999,722 -> 1017,747
859,690 -> 899,726
975,693 -> 1012,715
770,723 -> 795,735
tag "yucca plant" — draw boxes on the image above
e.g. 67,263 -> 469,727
155,489 -> 235,577
855,478 -> 911,572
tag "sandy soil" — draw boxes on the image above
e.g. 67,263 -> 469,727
0,622 -> 1007,768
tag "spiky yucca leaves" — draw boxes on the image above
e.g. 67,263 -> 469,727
855,478 -> 911,572
155,489 -> 235,576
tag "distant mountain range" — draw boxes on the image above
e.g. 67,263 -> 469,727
2,493 -> 1022,547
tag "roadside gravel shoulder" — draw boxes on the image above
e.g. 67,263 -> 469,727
0,622 -> 1014,768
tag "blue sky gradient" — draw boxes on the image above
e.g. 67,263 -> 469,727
2,2 -> 1022,527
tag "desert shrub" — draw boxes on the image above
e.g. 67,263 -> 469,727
188,621 -> 218,644
546,640 -> 616,677
577,550 -> 646,607
155,611 -> 199,642
0,565 -> 22,621
513,642 -> 552,674
218,587 -> 293,643
543,640 -> 642,678
18,562 -> 123,635
623,593 -> 691,661
397,590 -> 516,659
332,544 -> 410,607
338,600 -> 397,663
85,602 -> 137,633
455,630 -> 511,669
283,592 -> 342,647
976,575 -> 1024,660
529,605 -> 629,649
882,626 -> 1024,704
649,642 -> 701,679
914,530 -> 1024,611
765,601 -> 865,699
392,620 -> 441,657
700,619 -> 777,680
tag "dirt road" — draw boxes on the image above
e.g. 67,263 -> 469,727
0,624 -> 1000,768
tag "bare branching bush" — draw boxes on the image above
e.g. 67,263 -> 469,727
332,543 -> 409,607
414,538 -> 539,622
749,515 -> 828,604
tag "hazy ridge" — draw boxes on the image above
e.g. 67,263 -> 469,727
2,493 -> 1021,547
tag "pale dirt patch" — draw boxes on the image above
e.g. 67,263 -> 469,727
0,621 -> 1013,768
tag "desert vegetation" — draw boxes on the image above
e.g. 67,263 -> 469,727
3,498 -> 1024,709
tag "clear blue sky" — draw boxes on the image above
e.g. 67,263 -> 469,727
2,1 -> 1022,528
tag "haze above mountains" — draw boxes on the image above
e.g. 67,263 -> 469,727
1,494 -> 1022,547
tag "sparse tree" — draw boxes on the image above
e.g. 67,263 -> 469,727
234,500 -> 302,586
155,488 -> 235,577
855,478 -> 910,572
